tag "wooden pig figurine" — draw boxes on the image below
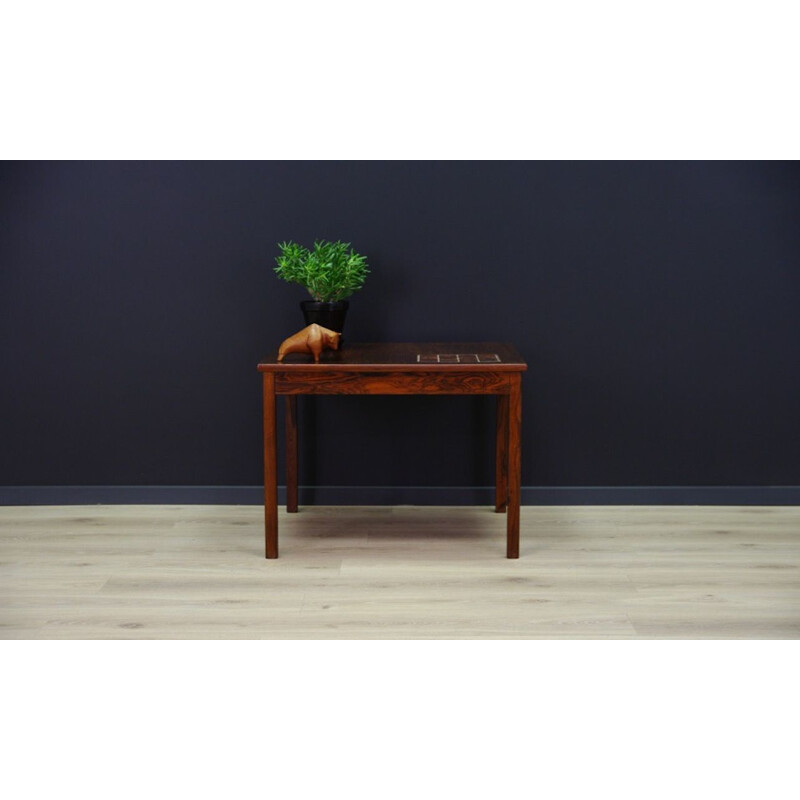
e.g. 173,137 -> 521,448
277,323 -> 341,363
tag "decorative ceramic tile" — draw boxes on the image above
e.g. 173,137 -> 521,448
416,353 -> 501,363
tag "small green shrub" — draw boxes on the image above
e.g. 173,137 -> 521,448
274,239 -> 370,302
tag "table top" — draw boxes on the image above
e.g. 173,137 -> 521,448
258,342 -> 527,373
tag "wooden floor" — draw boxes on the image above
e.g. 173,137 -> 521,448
1,504 -> 798,639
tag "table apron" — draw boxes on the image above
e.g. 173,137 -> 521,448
274,371 -> 513,395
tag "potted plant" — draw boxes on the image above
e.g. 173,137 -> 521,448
274,239 -> 370,335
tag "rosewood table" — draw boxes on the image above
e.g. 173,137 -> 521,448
257,342 -> 526,559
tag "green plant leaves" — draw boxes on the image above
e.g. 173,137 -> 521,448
274,239 -> 370,302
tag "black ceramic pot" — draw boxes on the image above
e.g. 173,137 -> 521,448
300,301 -> 349,335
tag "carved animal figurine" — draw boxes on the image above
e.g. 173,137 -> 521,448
277,323 -> 341,363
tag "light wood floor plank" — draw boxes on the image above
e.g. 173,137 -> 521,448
0,504 -> 798,639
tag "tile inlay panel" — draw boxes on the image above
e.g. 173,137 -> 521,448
417,353 -> 501,363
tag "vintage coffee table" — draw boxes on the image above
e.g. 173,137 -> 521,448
257,342 -> 526,558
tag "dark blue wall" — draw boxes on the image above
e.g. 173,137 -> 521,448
2,161 -> 799,494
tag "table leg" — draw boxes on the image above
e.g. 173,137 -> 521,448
495,394 -> 509,513
507,374 -> 522,558
263,373 -> 278,558
285,396 -> 298,513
